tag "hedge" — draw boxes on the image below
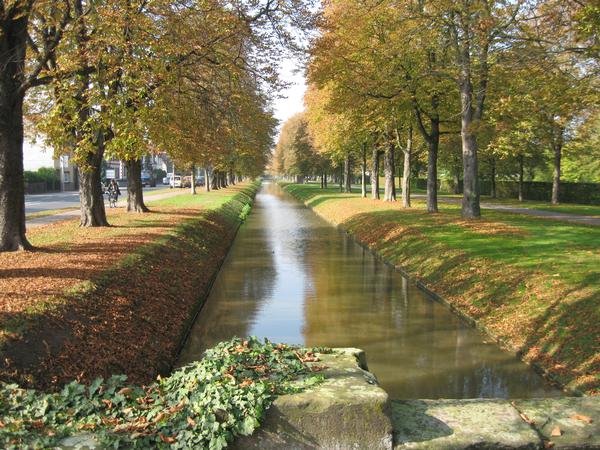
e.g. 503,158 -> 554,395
413,178 -> 600,205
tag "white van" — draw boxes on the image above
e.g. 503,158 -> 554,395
170,175 -> 182,188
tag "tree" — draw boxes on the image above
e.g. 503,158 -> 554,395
0,1 -> 71,250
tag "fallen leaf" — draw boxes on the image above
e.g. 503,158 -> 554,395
550,426 -> 562,437
519,412 -> 535,425
153,412 -> 166,423
159,433 -> 176,444
187,416 -> 196,427
118,387 -> 132,396
570,413 -> 593,424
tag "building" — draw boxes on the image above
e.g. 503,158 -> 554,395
54,154 -> 79,191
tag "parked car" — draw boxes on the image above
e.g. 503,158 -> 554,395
162,175 -> 170,185
181,176 -> 192,188
170,175 -> 182,188
141,176 -> 156,187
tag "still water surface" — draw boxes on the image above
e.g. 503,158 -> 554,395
178,182 -> 561,399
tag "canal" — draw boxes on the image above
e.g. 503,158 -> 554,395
178,182 -> 561,399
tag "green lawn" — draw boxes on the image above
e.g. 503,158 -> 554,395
305,181 -> 600,216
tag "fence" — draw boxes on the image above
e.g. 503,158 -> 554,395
25,180 -> 61,195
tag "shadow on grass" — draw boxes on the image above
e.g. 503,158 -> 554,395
339,206 -> 599,393
0,183 -> 259,390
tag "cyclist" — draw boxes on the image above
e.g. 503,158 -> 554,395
106,179 -> 121,207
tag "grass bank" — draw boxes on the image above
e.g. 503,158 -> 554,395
0,181 -> 260,390
283,183 -> 600,395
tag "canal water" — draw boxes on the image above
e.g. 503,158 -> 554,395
178,182 -> 561,399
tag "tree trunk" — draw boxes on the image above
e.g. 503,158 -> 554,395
461,125 -> 480,218
383,144 -> 396,202
552,141 -> 562,205
126,158 -> 149,212
204,167 -> 211,192
211,170 -> 218,190
453,171 -> 460,194
457,51 -> 482,218
320,173 -> 324,189
344,154 -> 352,193
402,126 -> 412,208
518,154 -> 524,202
191,166 -> 196,195
324,171 -> 328,188
413,98 -> 440,212
339,165 -> 343,192
0,16 -> 31,251
371,148 -> 380,200
426,137 -> 438,213
490,159 -> 496,199
79,146 -> 108,227
361,143 -> 367,198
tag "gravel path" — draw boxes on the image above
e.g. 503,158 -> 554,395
413,194 -> 600,226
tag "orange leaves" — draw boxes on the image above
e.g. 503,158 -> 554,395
186,416 -> 196,427
0,186 -> 256,392
294,350 -> 319,363
571,413 -> 593,424
159,433 -> 176,444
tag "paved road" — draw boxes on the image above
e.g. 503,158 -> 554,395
477,201 -> 600,226
25,186 -> 169,214
26,186 -> 181,229
25,191 -> 80,214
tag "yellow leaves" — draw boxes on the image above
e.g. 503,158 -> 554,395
571,413 -> 593,424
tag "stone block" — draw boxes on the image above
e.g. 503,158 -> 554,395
232,348 -> 393,449
514,397 -> 600,449
392,398 -> 540,449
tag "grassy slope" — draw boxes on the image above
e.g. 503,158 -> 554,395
0,182 -> 259,389
284,183 -> 600,395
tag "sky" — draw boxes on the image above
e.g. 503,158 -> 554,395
23,57 -> 307,171
24,140 -> 54,171
272,57 -> 307,130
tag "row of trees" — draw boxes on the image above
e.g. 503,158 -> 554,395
1,0 -> 313,251
274,0 -> 599,215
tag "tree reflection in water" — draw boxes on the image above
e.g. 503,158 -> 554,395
179,182 -> 561,399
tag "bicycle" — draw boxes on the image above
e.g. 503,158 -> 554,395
106,189 -> 118,208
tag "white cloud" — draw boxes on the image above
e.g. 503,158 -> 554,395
273,56 -> 306,131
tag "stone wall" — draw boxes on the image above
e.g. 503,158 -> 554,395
61,349 -> 600,449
